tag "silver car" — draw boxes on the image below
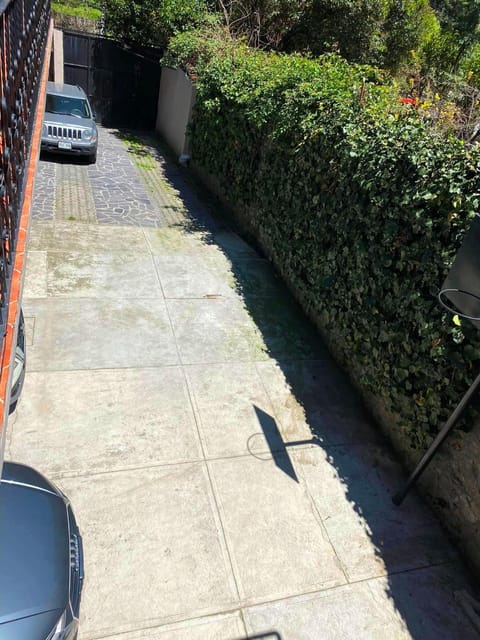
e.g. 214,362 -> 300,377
0,461 -> 84,639
41,82 -> 98,164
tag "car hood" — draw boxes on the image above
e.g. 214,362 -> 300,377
0,609 -> 63,640
43,112 -> 94,129
0,477 -> 69,624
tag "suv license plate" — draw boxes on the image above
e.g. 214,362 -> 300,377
58,141 -> 72,150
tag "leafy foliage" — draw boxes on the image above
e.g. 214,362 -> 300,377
431,0 -> 480,47
214,0 -> 440,71
215,0 -> 309,48
280,0 -> 388,63
103,0 -> 210,47
383,0 -> 439,72
424,0 -> 480,77
51,0 -> 101,20
463,43 -> 480,88
162,16 -> 227,74
183,43 -> 480,448
52,2 -> 101,20
103,0 -> 480,93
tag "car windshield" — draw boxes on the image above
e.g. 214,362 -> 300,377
45,93 -> 91,118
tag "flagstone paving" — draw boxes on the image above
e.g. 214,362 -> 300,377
7,125 -> 480,640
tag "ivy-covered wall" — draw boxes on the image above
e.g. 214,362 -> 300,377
188,49 -> 480,446
171,45 -> 480,570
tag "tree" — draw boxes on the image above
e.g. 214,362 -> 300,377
103,0 -> 210,47
431,0 -> 480,41
280,0 -> 389,63
383,0 -> 439,72
216,0 -> 309,48
427,0 -> 480,72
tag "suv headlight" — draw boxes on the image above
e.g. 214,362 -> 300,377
83,128 -> 93,141
46,611 -> 66,639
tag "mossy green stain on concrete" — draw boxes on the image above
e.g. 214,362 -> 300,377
154,228 -> 187,252
119,132 -> 187,226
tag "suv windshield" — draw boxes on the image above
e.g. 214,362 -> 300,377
45,93 -> 91,118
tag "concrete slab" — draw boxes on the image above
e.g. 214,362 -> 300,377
100,612 -> 245,640
295,446 -> 455,580
294,444 -> 437,523
144,227 -> 260,262
144,226 -> 211,256
59,464 -> 238,639
242,296 -> 328,361
256,360 -> 378,446
29,221 -> 150,254
46,251 -> 162,298
185,363 -> 282,458
321,507 -> 456,582
244,564 -> 479,640
168,298 -> 268,364
208,455 -> 346,603
154,249 -> 283,301
8,367 -> 202,476
23,298 -> 179,371
229,260 -> 288,299
24,315 -> 35,346
168,296 -> 327,365
24,250 -> 47,298
153,253 -> 234,299
212,230 -> 260,260
367,565 -> 480,640
245,582 -> 408,640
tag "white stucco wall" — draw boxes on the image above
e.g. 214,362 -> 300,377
53,28 -> 64,83
156,68 -> 196,158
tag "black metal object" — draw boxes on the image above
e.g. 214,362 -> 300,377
439,215 -> 480,325
0,0 -> 50,337
63,30 -> 161,129
393,215 -> 480,505
393,370 -> 480,505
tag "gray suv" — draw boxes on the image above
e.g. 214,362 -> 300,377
41,82 -> 98,164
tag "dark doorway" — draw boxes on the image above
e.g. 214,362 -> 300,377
63,31 -> 161,129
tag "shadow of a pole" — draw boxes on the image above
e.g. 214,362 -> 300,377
236,634 -> 282,640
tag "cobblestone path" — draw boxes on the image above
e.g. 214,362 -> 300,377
33,126 -> 216,228
32,158 -> 56,221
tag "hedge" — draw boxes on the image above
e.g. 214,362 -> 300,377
173,43 -> 480,449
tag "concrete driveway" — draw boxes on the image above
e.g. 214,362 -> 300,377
6,126 -> 480,639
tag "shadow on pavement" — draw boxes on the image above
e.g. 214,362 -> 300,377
39,150 -> 92,165
238,635 -> 281,639
251,406 -> 299,482
114,129 -> 480,639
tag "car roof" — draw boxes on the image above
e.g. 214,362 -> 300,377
46,81 -> 87,99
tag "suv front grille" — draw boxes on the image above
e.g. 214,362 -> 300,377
70,533 -> 81,574
67,505 -> 84,616
47,125 -> 82,140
